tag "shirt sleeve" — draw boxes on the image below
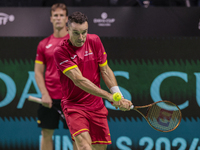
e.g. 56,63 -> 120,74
54,46 -> 78,74
95,36 -> 107,67
35,41 -> 45,65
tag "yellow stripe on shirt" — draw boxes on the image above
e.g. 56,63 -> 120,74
35,60 -> 43,64
99,60 -> 107,67
63,65 -> 78,74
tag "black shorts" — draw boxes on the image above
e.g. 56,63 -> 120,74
37,99 -> 68,129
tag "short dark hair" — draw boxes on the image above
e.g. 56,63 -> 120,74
51,3 -> 68,16
68,11 -> 88,27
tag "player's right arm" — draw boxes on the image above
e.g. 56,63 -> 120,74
34,62 -> 52,108
65,67 -> 114,102
63,67 -> 129,110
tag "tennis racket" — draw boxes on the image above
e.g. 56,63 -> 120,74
27,96 -> 65,120
130,100 -> 182,132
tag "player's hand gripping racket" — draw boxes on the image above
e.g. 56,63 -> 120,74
28,96 -> 65,120
130,100 -> 182,132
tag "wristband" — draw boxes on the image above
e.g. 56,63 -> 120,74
110,86 -> 123,98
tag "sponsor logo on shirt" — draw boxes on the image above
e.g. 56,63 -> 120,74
59,60 -> 68,65
84,49 -> 93,56
71,55 -> 77,59
93,12 -> 115,27
0,12 -> 15,25
46,44 -> 52,49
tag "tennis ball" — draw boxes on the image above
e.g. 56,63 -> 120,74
113,92 -> 122,101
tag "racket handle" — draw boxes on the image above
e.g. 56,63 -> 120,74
130,105 -> 134,109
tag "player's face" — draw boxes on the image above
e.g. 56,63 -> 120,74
68,21 -> 88,47
50,8 -> 68,30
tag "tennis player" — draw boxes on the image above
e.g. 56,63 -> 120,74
54,11 -> 133,150
34,3 -> 77,150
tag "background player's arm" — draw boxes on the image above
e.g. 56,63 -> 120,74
34,63 -> 52,108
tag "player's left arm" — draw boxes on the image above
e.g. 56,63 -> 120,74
99,63 -> 118,89
100,64 -> 132,109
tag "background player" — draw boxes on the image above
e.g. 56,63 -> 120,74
34,3 -> 77,150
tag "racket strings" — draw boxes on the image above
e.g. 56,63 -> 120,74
147,102 -> 181,132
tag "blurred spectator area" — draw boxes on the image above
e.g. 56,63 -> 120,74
0,0 -> 199,7
0,0 -> 139,7
151,0 -> 199,6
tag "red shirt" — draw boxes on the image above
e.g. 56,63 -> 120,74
54,34 -> 107,111
35,34 -> 69,99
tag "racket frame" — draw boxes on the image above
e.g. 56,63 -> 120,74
133,100 -> 182,132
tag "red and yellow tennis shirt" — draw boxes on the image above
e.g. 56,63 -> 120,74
54,34 -> 107,111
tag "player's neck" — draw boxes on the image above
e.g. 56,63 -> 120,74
53,27 -> 68,38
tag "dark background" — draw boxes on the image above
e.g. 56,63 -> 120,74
1,1 -> 200,150
0,0 -> 200,7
